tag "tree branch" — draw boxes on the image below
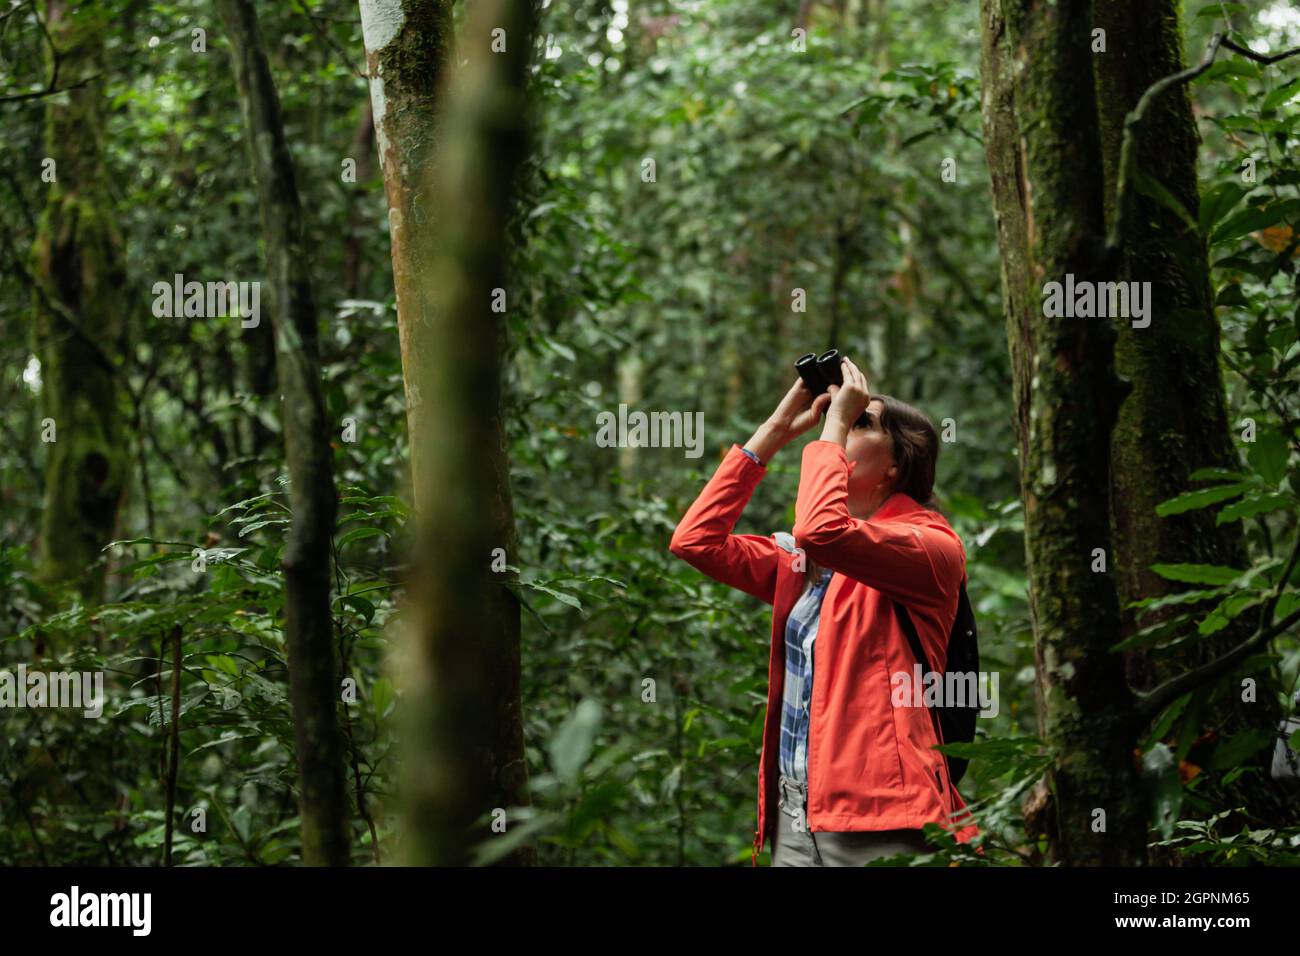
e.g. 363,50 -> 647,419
0,72 -> 100,103
0,0 -> 102,105
289,0 -> 365,80
1135,593 -> 1300,723
1108,32 -> 1300,253
1221,37 -> 1300,66
1109,34 -> 1225,253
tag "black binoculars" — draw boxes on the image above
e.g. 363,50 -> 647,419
794,349 -> 871,428
794,349 -> 844,395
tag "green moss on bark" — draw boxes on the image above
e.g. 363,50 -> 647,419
33,3 -> 126,602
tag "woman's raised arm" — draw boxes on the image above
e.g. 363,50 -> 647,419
669,378 -> 832,604
668,445 -> 784,604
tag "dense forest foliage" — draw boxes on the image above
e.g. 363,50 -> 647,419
1,0 -> 1299,867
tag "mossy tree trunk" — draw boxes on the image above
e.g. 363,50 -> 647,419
216,0 -> 350,867
32,0 -> 126,602
363,0 -> 535,865
979,0 -> 1147,865
1090,0 -> 1290,828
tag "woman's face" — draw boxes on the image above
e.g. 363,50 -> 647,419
845,399 -> 897,505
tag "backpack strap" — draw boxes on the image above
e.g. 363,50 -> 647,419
894,603 -> 937,687
897,580 -> 966,675
893,599 -> 947,751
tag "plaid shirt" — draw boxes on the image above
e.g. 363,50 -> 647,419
778,565 -> 834,783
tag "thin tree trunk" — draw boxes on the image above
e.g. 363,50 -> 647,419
796,0 -> 816,32
979,0 -> 1146,865
358,0 -> 454,505
360,0 -> 535,865
32,0 -> 126,602
216,0 -> 350,867
245,318 -> 278,462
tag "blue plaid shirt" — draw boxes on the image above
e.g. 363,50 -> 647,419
739,446 -> 834,783
779,565 -> 834,783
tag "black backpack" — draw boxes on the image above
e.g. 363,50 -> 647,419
892,579 -> 979,785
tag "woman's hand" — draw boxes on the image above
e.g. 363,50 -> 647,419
743,378 -> 833,463
820,357 -> 871,447
770,377 -> 834,438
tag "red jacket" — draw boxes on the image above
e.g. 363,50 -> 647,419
669,441 -> 980,866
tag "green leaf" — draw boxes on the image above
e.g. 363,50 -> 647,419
214,493 -> 280,517
1196,58 -> 1261,87
899,129 -> 937,149
1133,169 -> 1196,231
336,526 -> 385,549
1198,593 -> 1262,635
1126,586 -> 1227,611
1211,200 -> 1297,245
1247,428 -> 1289,486
372,677 -> 394,719
1215,492 -> 1293,525
1151,563 -> 1246,585
548,699 -> 602,785
1187,467 -> 1247,482
1205,728 -> 1275,770
1268,323 -> 1297,354
1200,182 -> 1247,235
1143,694 -> 1190,753
1212,252 -> 1275,278
1155,482 -> 1251,516
519,580 -> 584,612
342,594 -> 376,625
339,494 -> 409,513
1214,282 -> 1248,308
468,809 -> 556,866
1262,77 -> 1300,112
236,518 -> 290,538
1195,3 -> 1246,17
1113,615 -> 1194,652
660,764 -> 683,801
1142,743 -> 1182,842
205,654 -> 241,677
544,338 -> 576,362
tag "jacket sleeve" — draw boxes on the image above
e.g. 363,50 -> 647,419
791,440 -> 964,613
668,444 -> 784,605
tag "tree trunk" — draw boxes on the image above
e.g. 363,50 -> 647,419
359,0 -> 534,865
358,0 -> 454,504
216,0 -> 350,867
1090,0 -> 1290,828
979,0 -> 1146,865
32,0 -> 126,602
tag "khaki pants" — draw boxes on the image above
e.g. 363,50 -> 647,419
772,774 -> 931,867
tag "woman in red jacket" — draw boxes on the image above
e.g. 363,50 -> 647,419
669,356 -> 979,866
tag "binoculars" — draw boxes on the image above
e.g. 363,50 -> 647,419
795,349 -> 871,428
794,349 -> 844,395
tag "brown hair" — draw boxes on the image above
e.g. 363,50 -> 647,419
873,394 -> 940,511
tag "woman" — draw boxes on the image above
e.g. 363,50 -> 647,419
669,357 -> 979,866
